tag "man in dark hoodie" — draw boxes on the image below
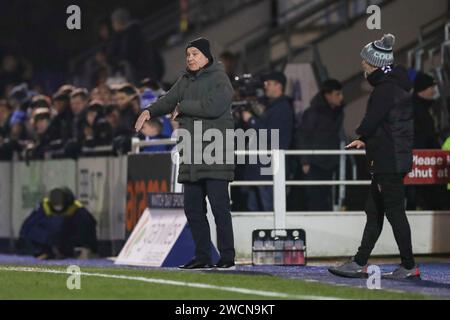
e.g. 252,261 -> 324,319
329,34 -> 420,280
241,71 -> 295,212
408,72 -> 445,210
135,38 -> 236,270
296,79 -> 344,211
412,72 -> 439,149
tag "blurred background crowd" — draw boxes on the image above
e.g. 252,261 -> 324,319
1,0 -> 449,213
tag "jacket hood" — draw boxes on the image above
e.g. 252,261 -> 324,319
367,65 -> 412,91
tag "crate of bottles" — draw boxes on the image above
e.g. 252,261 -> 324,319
252,229 -> 306,266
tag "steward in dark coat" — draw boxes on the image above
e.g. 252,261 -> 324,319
19,188 -> 97,259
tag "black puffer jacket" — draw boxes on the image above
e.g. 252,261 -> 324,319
356,66 -> 413,174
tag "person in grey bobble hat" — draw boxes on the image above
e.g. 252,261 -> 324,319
329,34 -> 420,280
360,33 -> 395,69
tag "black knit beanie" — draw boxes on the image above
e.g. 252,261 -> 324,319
186,37 -> 213,63
414,72 -> 436,94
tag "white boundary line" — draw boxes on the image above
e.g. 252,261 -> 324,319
0,266 -> 344,300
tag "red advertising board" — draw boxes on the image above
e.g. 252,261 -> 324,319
405,150 -> 450,185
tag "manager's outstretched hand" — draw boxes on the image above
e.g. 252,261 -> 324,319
135,110 -> 151,133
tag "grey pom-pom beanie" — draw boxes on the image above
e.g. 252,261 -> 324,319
361,34 -> 396,67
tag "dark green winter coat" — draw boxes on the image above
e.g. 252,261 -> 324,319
145,61 -> 235,183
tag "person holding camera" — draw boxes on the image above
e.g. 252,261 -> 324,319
135,37 -> 236,270
240,71 -> 295,211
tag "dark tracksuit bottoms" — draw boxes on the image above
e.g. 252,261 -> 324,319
184,179 -> 235,263
354,173 -> 416,269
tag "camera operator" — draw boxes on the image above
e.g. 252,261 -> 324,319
240,71 -> 295,211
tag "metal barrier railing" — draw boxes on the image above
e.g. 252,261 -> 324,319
129,138 -> 450,237
130,138 -> 371,233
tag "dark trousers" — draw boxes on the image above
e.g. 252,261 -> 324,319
304,165 -> 334,211
246,186 -> 274,212
184,179 -> 235,263
355,173 -> 416,269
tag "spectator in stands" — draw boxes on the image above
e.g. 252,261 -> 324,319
105,104 -> 121,136
138,78 -> 174,140
27,95 -> 52,136
140,118 -> 172,153
104,103 -> 133,156
48,85 -> 75,145
30,94 -> 52,111
115,83 -> 139,136
19,187 -> 97,260
25,109 -> 53,159
91,84 -> 112,105
53,85 -> 75,115
62,88 -> 89,158
240,71 -> 295,212
295,79 -> 345,211
82,101 -> 112,148
9,109 -> 28,142
102,84 -> 139,155
412,72 -> 440,149
140,78 -> 166,98
135,37 -> 236,270
69,88 -> 89,142
3,111 -> 27,160
8,83 -> 35,112
0,99 -> 12,136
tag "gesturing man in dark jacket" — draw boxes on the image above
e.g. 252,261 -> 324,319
329,34 -> 420,280
135,38 -> 236,270
296,79 -> 344,211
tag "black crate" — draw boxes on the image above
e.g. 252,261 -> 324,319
252,229 -> 307,266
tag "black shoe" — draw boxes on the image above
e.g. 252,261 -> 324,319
214,260 -> 236,270
178,259 -> 213,270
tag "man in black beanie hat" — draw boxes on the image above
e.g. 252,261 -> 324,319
186,37 -> 214,66
135,37 -> 236,270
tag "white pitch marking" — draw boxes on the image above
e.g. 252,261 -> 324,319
0,266 -> 344,300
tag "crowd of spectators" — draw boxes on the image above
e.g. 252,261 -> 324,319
0,79 -> 174,161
